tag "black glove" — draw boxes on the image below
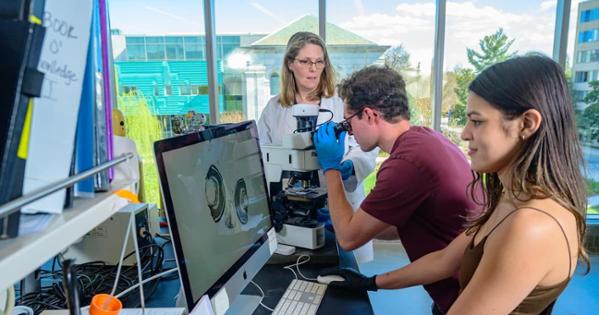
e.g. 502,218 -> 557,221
320,268 -> 378,292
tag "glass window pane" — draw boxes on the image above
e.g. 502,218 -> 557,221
126,44 -> 146,60
146,44 -> 165,60
109,1 -> 206,206
328,1 -> 434,128
166,43 -> 184,60
215,2 -> 318,122
441,1 -> 556,155
570,1 -> 599,215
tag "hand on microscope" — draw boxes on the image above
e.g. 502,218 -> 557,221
313,121 -> 345,172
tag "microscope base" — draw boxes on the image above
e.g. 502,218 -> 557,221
277,223 -> 325,250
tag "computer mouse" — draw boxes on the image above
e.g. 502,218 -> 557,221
316,275 -> 345,284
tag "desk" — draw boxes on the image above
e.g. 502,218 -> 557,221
245,231 -> 374,315
147,229 -> 374,314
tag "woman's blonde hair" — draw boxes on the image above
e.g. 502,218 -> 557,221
279,32 -> 336,107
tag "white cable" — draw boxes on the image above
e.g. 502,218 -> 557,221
109,211 -> 134,296
114,268 -> 178,299
283,255 -> 317,281
249,281 -> 274,312
282,263 -> 298,279
130,211 -> 146,312
295,255 -> 317,281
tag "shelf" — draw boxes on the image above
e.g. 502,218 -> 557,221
0,180 -> 133,290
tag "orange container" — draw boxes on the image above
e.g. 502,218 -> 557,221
89,294 -> 122,315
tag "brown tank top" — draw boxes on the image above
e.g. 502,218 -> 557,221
458,207 -> 573,315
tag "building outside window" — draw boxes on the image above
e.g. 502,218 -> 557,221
572,0 -> 599,215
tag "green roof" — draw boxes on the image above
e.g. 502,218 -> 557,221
251,15 -> 377,46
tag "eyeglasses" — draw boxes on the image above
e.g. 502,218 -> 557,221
334,109 -> 364,136
294,58 -> 326,69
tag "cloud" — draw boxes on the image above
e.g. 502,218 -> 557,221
354,0 -> 365,16
339,1 -> 557,70
541,0 -> 557,11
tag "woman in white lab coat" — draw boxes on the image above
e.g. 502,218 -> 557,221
257,32 -> 378,263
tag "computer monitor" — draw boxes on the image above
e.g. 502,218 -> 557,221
154,121 -> 275,314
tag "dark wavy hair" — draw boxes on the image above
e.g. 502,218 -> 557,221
338,65 -> 409,122
466,55 -> 590,271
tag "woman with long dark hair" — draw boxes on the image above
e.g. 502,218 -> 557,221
324,55 -> 589,314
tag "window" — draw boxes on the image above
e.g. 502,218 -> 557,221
440,1 -> 556,155
109,1 -> 206,206
576,71 -> 589,83
328,1 -> 434,128
581,8 -> 599,23
165,37 -> 184,60
126,44 -> 146,61
215,1 -> 318,122
183,36 -> 204,60
180,81 -> 191,95
146,44 -> 165,60
570,1 -> 599,215
577,50 -> 599,64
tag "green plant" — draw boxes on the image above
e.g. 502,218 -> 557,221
117,92 -> 163,206
586,178 -> 599,196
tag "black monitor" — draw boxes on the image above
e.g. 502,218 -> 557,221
154,121 -> 275,313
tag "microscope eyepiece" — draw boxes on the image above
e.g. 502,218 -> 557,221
333,120 -> 350,138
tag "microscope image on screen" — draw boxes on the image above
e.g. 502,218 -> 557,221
234,178 -> 249,224
205,164 -> 251,229
205,165 -> 226,223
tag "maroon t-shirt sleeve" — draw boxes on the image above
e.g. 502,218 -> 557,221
360,158 -> 432,229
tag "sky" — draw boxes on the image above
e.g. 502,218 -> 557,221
109,0 -> 583,71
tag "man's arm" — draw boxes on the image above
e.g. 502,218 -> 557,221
324,170 -> 391,250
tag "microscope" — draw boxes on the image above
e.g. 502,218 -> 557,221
261,104 -> 328,249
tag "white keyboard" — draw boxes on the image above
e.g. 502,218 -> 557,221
272,279 -> 327,315
118,308 -> 186,315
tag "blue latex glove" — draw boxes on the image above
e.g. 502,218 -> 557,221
340,160 -> 354,180
313,121 -> 345,172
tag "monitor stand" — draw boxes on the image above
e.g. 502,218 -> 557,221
225,294 -> 262,315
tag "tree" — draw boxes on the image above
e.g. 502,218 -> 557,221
581,81 -> 599,143
450,66 -> 476,126
584,80 -> 599,105
383,45 -> 413,74
580,104 -> 599,142
467,28 -> 517,73
117,91 -> 163,206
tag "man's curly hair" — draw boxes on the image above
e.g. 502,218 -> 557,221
338,65 -> 409,122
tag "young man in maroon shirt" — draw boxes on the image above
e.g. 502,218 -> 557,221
313,66 -> 481,314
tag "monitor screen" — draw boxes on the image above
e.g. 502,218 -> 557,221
154,121 -> 274,311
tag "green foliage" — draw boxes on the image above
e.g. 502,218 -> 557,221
580,81 -> 599,143
587,178 -> 599,196
117,92 -> 163,206
580,104 -> 599,142
586,178 -> 599,214
467,28 -> 517,73
584,81 -> 599,105
450,66 -> 476,126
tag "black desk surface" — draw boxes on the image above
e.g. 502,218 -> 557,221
245,230 -> 374,315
